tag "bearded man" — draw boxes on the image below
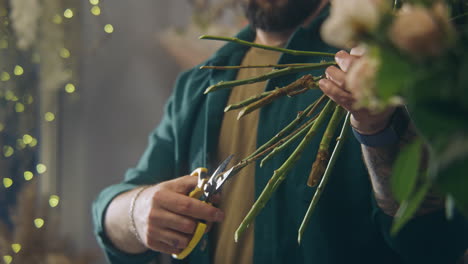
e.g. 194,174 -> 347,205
93,0 -> 468,263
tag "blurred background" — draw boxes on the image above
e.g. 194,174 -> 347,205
0,0 -> 242,263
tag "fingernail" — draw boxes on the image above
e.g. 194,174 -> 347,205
215,210 -> 224,222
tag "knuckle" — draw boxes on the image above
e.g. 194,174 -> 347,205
176,199 -> 192,212
180,220 -> 196,234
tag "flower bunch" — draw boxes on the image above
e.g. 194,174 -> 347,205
321,0 -> 468,230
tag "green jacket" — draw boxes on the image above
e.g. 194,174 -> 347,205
93,10 -> 467,264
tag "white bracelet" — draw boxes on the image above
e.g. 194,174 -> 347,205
129,186 -> 150,244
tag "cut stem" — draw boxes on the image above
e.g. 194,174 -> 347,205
298,111 -> 350,244
204,63 -> 335,94
224,91 -> 273,112
307,106 -> 346,187
200,35 -> 336,57
234,99 -> 336,242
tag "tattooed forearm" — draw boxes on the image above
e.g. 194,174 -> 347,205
362,121 -> 443,216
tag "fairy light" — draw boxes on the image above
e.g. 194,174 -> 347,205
11,96 -> 18,101
52,14 -> 63,24
45,112 -> 55,122
15,102 -> 25,112
36,164 -> 47,174
25,95 -> 34,104
104,24 -> 114,34
60,48 -> 71,59
3,178 -> 13,188
65,83 -> 75,93
13,65 -> 24,76
64,9 -> 74,19
89,0 -> 99,5
34,218 -> 44,228
0,39 -> 7,49
3,145 -> 14,157
29,138 -> 38,147
24,171 -> 34,181
1,71 -> 10,81
0,123 -> 4,132
5,91 -> 14,100
11,244 -> 21,253
16,139 -> 26,150
23,134 -> 33,144
91,6 -> 101,16
3,255 -> 12,264
49,195 -> 60,207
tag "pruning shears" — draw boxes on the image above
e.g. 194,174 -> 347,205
172,155 -> 236,260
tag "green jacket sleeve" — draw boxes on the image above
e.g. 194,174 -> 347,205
371,196 -> 468,263
92,69 -> 194,263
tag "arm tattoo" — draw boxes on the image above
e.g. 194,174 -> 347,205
362,123 -> 444,216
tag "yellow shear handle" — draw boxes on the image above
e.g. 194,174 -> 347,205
172,167 -> 209,259
172,221 -> 207,259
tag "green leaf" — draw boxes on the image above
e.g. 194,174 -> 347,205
391,183 -> 430,235
374,47 -> 412,100
391,139 -> 423,203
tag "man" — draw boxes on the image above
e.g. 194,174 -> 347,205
93,0 -> 468,263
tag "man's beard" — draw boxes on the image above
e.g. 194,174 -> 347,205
243,0 -> 322,32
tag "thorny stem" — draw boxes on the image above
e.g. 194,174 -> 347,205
224,91 -> 273,112
200,35 -> 336,57
200,63 -> 316,70
243,96 -> 325,162
298,111 -> 350,244
234,99 -> 335,242
260,116 -> 318,167
307,106 -> 346,187
237,74 -> 316,119
204,63 -> 335,94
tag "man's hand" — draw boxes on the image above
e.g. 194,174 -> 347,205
104,176 -> 224,255
318,49 -> 395,135
132,176 -> 225,254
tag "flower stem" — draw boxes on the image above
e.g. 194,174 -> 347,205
234,99 -> 336,242
200,35 -> 336,57
200,63 -> 316,70
298,111 -> 350,244
237,74 -> 316,119
307,106 -> 346,187
204,64 -> 334,94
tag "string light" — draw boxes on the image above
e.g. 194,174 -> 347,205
0,123 -> 4,132
30,138 -> 38,147
13,65 -> 24,76
0,39 -> 8,49
49,195 -> 60,207
3,178 -> 13,188
16,139 -> 26,150
23,134 -> 33,144
89,0 -> 99,5
36,164 -> 47,174
52,14 -> 63,24
5,91 -> 14,100
65,83 -> 76,93
25,95 -> 34,104
24,171 -> 34,181
60,48 -> 71,59
3,255 -> 12,264
1,71 -> 10,81
3,145 -> 14,158
34,218 -> 44,228
11,244 -> 21,253
15,102 -> 25,112
104,24 -> 114,34
63,9 -> 74,19
45,112 -> 55,122
91,6 -> 101,16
